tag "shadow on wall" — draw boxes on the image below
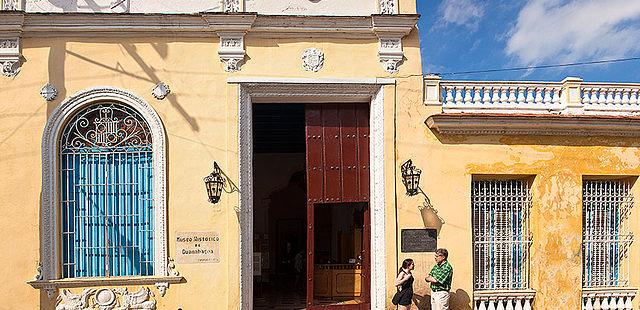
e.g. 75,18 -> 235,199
412,289 -> 472,310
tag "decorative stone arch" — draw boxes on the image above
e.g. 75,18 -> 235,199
232,77 -> 393,310
40,87 -> 167,280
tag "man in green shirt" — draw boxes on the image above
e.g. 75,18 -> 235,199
425,248 -> 453,310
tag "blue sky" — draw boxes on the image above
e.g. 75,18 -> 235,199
417,0 -> 640,82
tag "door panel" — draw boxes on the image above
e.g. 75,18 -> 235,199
305,104 -> 370,310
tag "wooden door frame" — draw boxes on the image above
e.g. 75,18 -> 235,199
233,78 -> 392,310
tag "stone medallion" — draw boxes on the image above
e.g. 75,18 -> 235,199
301,48 -> 324,72
95,288 -> 117,307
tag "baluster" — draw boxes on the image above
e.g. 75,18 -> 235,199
614,89 -> 622,104
508,87 -> 517,104
478,299 -> 487,310
543,88 -> 552,103
600,296 -> 610,310
630,90 -> 638,104
583,87 -> 592,104
517,87 -> 526,104
584,296 -> 594,310
454,86 -> 463,105
523,298 -> 531,310
505,298 -> 515,310
526,87 -> 535,103
590,89 -> 599,104
465,87 -> 473,104
496,298 -> 505,310
624,295 -> 632,310
492,87 -> 501,104
473,86 -> 482,104
606,89 -> 614,104
487,298 -> 497,310
593,296 -> 602,310
444,86 -> 453,105
597,89 -> 607,104
621,89 -> 630,104
535,87 -> 543,104
552,87 -> 561,104
616,295 -> 624,310
515,298 -> 523,310
483,87 -> 492,104
500,87 -> 509,104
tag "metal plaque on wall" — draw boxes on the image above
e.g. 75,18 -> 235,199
401,229 -> 437,252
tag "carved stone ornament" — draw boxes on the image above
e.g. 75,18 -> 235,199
224,0 -> 240,12
301,48 -> 324,72
40,83 -> 58,101
218,34 -> 246,72
2,0 -> 19,10
151,82 -> 170,100
380,0 -> 397,14
55,287 -> 156,310
0,38 -> 22,77
167,258 -> 180,277
34,262 -> 43,281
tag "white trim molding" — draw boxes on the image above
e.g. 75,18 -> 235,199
36,87 -> 170,296
426,113 -> 640,137
236,80 -> 388,310
372,15 -> 419,73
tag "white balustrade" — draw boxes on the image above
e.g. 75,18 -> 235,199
581,85 -> 640,113
582,288 -> 636,310
441,83 -> 563,114
423,76 -> 640,116
474,291 -> 535,310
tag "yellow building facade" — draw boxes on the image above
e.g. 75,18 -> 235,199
0,1 -> 639,309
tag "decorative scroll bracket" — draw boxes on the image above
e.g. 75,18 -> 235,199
372,15 -> 418,74
0,37 -> 22,77
204,14 -> 255,72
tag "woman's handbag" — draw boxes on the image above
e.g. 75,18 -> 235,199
391,287 -> 402,305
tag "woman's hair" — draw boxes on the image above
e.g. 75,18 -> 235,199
399,258 -> 414,274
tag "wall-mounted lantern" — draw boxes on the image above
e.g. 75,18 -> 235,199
204,162 -> 225,204
401,159 -> 421,196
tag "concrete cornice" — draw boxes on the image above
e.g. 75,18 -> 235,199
426,113 -> 640,137
0,12 -> 419,39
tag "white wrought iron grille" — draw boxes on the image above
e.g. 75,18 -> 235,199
472,179 -> 532,290
582,180 -> 633,288
60,103 -> 154,278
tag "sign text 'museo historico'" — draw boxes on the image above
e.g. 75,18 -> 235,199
175,231 -> 220,264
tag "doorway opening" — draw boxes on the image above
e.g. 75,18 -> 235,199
251,102 -> 372,310
252,103 -> 307,310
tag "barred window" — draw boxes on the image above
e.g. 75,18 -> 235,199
582,180 -> 633,288
472,179 -> 532,290
60,103 -> 154,278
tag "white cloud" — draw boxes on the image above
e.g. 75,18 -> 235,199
438,0 -> 485,30
506,0 -> 640,65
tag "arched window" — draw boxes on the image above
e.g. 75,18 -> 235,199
39,88 -> 167,281
59,103 -> 154,278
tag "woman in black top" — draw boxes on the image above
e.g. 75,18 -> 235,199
394,258 -> 415,309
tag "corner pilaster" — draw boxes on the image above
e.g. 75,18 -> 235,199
0,12 -> 24,77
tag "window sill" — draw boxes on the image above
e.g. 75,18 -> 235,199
27,275 -> 184,299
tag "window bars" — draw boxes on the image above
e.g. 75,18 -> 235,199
582,180 -> 633,288
472,180 -> 532,290
60,103 -> 154,278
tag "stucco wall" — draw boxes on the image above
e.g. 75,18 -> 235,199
0,20 -> 422,309
395,100 -> 640,309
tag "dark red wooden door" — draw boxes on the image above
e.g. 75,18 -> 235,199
305,104 -> 370,310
